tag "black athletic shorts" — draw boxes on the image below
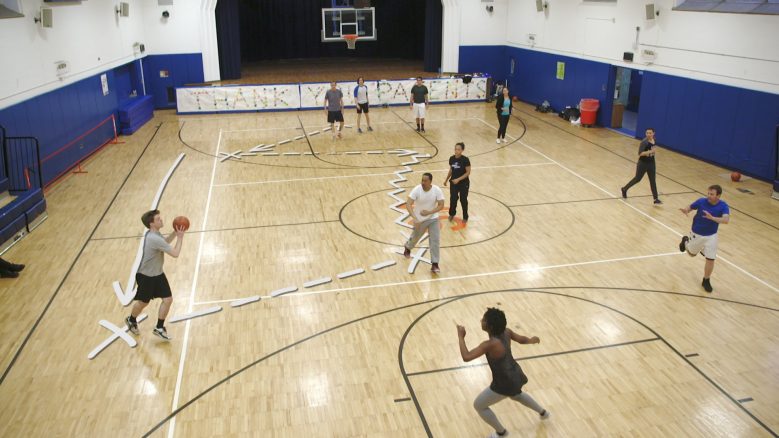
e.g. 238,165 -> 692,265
134,272 -> 172,303
327,111 -> 344,123
356,103 -> 369,114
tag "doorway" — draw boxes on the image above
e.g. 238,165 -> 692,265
611,66 -> 642,137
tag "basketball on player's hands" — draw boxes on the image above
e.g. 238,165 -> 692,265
173,216 -> 190,231
730,172 -> 741,182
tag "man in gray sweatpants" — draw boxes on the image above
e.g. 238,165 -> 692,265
402,172 -> 445,273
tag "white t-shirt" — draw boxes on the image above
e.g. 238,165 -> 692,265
409,184 -> 444,221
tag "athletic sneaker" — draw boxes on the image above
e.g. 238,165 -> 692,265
431,263 -> 440,273
125,316 -> 139,335
679,235 -> 689,252
448,215 -> 454,221
421,128 -> 426,133
540,409 -> 550,420
496,138 -> 501,144
403,247 -> 411,258
368,126 -> 374,132
358,128 -> 363,134
654,199 -> 663,205
620,187 -> 627,199
416,127 -> 421,132
487,431 -> 509,438
502,138 -> 508,144
0,270 -> 18,278
702,278 -> 713,293
153,327 -> 171,341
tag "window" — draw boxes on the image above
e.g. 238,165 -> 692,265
674,0 -> 779,14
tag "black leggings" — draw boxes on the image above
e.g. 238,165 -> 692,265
497,114 -> 510,139
623,160 -> 658,199
449,182 -> 469,221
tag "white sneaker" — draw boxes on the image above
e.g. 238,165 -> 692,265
540,409 -> 550,420
502,138 -> 508,144
487,431 -> 509,438
153,327 -> 172,341
496,138 -> 500,144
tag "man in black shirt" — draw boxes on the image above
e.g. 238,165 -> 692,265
409,77 -> 429,132
444,142 -> 471,223
621,128 -> 662,204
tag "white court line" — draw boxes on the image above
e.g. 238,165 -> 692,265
192,252 -> 682,305
167,128 -> 222,438
476,117 -> 779,295
212,163 -> 554,188
221,117 -> 482,133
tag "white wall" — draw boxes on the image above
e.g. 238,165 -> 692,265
0,0 -> 147,109
502,0 -> 779,94
141,0 -> 219,82
460,0 -> 509,46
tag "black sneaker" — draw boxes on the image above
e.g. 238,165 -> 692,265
654,199 -> 663,205
431,263 -> 440,273
153,327 -> 171,340
403,247 -> 411,258
448,215 -> 454,222
0,270 -> 19,278
125,316 -> 139,335
679,236 -> 689,252
368,126 -> 374,132
9,263 -> 25,272
421,128 -> 426,133
702,278 -> 713,293
620,187 -> 627,199
416,127 -> 420,132
357,127 -> 363,134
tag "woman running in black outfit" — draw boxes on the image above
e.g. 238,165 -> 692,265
457,307 -> 549,437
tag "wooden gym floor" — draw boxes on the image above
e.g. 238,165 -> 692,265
0,101 -> 778,437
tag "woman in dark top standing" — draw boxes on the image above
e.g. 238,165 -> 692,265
457,307 -> 549,437
444,142 -> 471,224
621,128 -> 662,204
495,87 -> 513,143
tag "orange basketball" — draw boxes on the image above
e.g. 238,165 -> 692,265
173,216 -> 190,231
730,172 -> 742,182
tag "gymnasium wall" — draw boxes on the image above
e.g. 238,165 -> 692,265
456,0 -> 779,181
0,0 -> 146,110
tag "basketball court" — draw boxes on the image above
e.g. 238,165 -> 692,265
1,1 -> 778,437
0,100 -> 777,437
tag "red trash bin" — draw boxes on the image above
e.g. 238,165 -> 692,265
579,98 -> 599,126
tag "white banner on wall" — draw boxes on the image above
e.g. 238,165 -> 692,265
176,76 -> 488,114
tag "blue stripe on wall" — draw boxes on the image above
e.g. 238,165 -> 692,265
142,54 -> 205,109
459,45 -> 779,181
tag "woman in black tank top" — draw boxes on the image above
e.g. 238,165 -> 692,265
457,307 -> 550,437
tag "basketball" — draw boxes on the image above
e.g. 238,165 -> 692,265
173,216 -> 190,231
730,172 -> 742,182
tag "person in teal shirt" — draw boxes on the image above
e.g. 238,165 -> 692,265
494,87 -> 513,143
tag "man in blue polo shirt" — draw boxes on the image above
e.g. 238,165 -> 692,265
678,184 -> 730,293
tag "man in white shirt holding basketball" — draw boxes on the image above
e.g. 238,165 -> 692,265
402,172 -> 445,273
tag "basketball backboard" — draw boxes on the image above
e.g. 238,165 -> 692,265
322,7 -> 376,42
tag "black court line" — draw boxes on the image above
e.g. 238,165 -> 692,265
394,397 -> 412,403
507,191 -> 697,208
338,188 -> 516,249
89,219 -> 340,242
406,337 -> 660,377
141,285 -> 778,437
0,123 -> 164,385
685,353 -> 700,358
514,109 -> 779,233
739,397 -> 755,403
398,288 -> 777,438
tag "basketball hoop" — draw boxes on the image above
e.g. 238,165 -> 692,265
343,34 -> 358,50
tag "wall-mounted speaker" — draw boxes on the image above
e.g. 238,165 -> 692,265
645,4 -> 656,20
536,0 -> 544,12
119,2 -> 130,17
623,52 -> 634,62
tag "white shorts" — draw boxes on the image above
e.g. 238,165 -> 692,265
413,103 -> 427,119
686,232 -> 718,260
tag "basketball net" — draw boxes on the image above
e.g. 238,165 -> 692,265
344,35 -> 358,50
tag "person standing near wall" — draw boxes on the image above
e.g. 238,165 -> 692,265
621,128 -> 662,204
353,77 -> 373,133
444,142 -> 471,224
410,77 -> 429,133
495,87 -> 512,143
